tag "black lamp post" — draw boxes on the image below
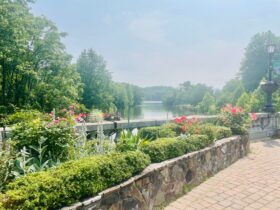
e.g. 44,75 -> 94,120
261,43 -> 278,113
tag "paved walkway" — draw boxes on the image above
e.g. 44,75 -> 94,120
165,139 -> 280,210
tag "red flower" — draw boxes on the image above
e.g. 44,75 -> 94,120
175,118 -> 181,124
231,108 -> 237,114
180,115 -> 187,122
79,113 -> 87,118
250,113 -> 257,121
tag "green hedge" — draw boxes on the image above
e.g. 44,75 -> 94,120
139,126 -> 175,140
140,138 -> 187,162
0,151 -> 150,210
4,110 -> 43,126
213,126 -> 232,140
178,134 -> 212,150
189,124 -> 232,141
140,134 -> 213,163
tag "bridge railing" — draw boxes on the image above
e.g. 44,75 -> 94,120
1,113 -> 280,141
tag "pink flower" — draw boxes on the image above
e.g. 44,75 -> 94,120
54,119 -> 59,124
180,115 -> 187,122
231,108 -> 237,114
75,117 -> 81,122
69,110 -> 75,115
79,113 -> 87,118
175,118 -> 181,124
250,113 -> 257,121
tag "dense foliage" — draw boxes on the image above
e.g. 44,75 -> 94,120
139,125 -> 176,140
140,134 -> 214,163
163,81 -> 213,110
77,49 -> 113,111
240,31 -> 280,92
0,108 -> 248,209
218,104 -> 249,135
143,86 -> 175,101
0,0 -> 83,112
0,151 -> 150,209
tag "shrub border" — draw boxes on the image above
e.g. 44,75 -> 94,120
62,135 -> 249,210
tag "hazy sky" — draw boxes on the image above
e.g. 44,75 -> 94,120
31,0 -> 280,88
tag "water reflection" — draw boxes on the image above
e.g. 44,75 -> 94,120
122,101 -> 196,120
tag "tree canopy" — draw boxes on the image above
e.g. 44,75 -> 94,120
0,0 -> 82,112
240,31 -> 280,91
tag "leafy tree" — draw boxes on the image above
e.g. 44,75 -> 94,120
197,92 -> 217,114
77,49 -> 113,111
240,31 -> 280,91
236,92 -> 251,112
163,81 -> 213,107
143,86 -> 175,101
112,83 -> 143,113
0,0 -> 82,111
250,88 -> 265,112
217,79 -> 244,107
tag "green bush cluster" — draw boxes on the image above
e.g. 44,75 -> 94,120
178,134 -> 213,150
213,126 -> 232,140
140,134 -> 213,163
140,138 -> 187,162
11,119 -> 75,162
139,126 -> 175,140
4,110 -> 43,126
0,151 -> 150,210
188,124 -> 232,141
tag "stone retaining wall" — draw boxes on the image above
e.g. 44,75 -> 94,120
63,135 -> 249,210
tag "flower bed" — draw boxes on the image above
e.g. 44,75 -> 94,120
0,104 -> 253,209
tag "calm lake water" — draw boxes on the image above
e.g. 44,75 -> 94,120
125,101 -> 195,120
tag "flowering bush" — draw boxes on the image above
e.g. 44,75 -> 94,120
11,117 -> 76,163
250,112 -> 258,121
174,115 -> 198,134
3,110 -> 43,126
218,104 -> 249,135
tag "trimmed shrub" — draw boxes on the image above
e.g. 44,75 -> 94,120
213,126 -> 232,140
177,134 -> 211,150
188,124 -> 232,141
188,123 -> 216,140
140,138 -> 187,162
162,123 -> 182,135
0,151 -> 150,210
139,126 -> 175,140
141,133 -> 215,163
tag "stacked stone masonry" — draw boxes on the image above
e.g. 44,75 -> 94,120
63,135 -> 249,210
